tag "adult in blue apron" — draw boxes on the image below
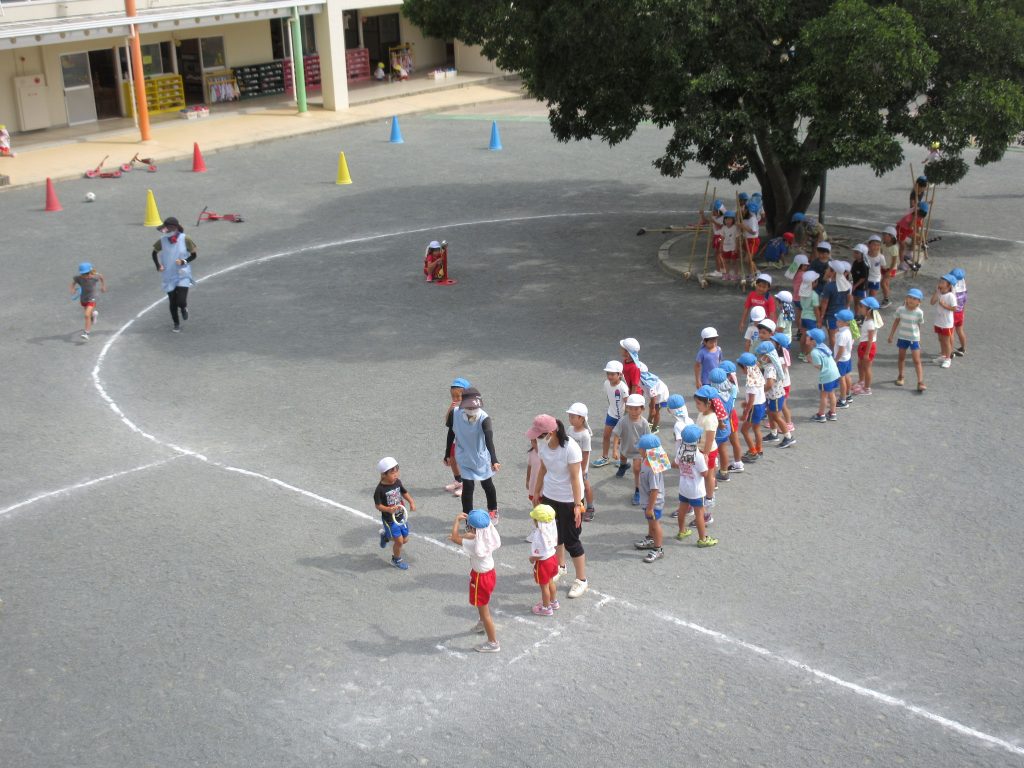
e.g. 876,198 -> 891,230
151,217 -> 197,332
446,387 -> 501,521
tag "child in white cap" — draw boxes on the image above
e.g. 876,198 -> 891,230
741,274 -> 776,351
865,235 -> 886,303
880,227 -> 899,307
423,240 -> 447,282
694,327 -> 723,388
373,457 -> 416,570
774,290 -> 795,338
618,337 -> 643,395
566,403 -> 596,521
798,270 -> 821,362
850,244 -> 869,319
593,360 -> 629,468
611,393 -> 651,503
788,254 -> 809,335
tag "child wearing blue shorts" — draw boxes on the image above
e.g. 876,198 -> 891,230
833,309 -> 855,407
798,270 -> 821,361
888,287 -> 927,393
807,329 -> 841,421
594,360 -> 629,467
633,434 -> 667,562
673,424 -> 716,547
373,457 -> 416,570
737,352 -> 766,461
755,341 -> 793,448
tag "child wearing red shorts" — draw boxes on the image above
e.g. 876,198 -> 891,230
693,386 -> 726,508
853,296 -> 881,395
71,262 -> 106,341
450,509 -> 502,653
527,504 -> 560,615
930,274 -> 958,369
718,211 -> 740,281
950,267 -> 968,357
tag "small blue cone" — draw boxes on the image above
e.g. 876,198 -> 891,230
488,120 -> 502,151
389,116 -> 404,144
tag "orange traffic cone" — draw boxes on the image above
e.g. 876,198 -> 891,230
45,177 -> 62,212
192,143 -> 207,173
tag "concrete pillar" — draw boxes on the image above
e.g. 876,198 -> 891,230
314,0 -> 349,111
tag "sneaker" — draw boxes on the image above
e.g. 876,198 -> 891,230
778,436 -> 796,449
953,347 -> 966,357
552,564 -> 567,584
391,556 -> 409,570
798,353 -> 809,363
631,490 -> 641,506
452,485 -> 463,497
762,432 -> 779,442
689,512 -> 714,528
650,424 -> 660,433
379,529 -> 389,548
172,325 -> 181,333
615,463 -> 629,478
704,496 -> 716,508
444,480 -> 461,492
531,602 -> 554,616
709,270 -> 723,278
786,423 -> 795,432
811,414 -> 827,423
80,331 -> 89,340
676,529 -> 694,541
826,412 -> 838,422
643,548 -> 664,563
881,298 -> 892,308
91,309 -> 98,322
728,461 -> 744,473
932,356 -> 945,365
697,536 -> 719,548
475,641 -> 501,653
715,471 -> 730,483
591,456 -> 610,468
472,620 -> 486,634
583,507 -> 595,522
940,358 -> 951,369
634,536 -> 656,550
742,451 -> 759,462
851,383 -> 864,395
550,600 -> 560,611
861,387 -> 872,395
181,307 -> 188,321
567,578 -> 589,598
836,399 -> 850,409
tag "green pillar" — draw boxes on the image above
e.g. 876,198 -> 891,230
291,7 -> 308,113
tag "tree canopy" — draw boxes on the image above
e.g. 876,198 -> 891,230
405,0 -> 1024,233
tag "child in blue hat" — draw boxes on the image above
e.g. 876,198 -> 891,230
807,329 -> 841,421
833,309 -> 855,408
672,424 -> 717,547
755,341 -> 793,447
853,297 -> 881,395
736,352 -> 766,460
950,267 -> 968,356
70,262 -> 106,340
930,274 -> 958,369
450,509 -> 502,652
888,288 -> 926,393
443,377 -> 471,496
633,434 -> 669,562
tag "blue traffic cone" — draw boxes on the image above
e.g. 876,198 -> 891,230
488,120 -> 502,151
389,116 -> 404,144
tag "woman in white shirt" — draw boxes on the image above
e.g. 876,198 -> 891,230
527,414 -> 589,599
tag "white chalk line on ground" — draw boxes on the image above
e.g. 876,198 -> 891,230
833,215 -> 1024,245
80,212 -> 1022,758
0,456 -> 182,520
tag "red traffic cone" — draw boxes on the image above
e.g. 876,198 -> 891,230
192,143 -> 207,173
44,177 -> 62,212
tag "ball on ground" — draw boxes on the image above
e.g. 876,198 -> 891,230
85,191 -> 96,202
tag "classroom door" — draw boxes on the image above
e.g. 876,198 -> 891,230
61,52 -> 98,125
362,13 -> 401,68
88,49 -> 120,119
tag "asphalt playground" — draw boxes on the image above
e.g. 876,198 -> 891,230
1,99 -> 1023,767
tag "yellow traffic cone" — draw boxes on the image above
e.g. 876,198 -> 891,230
336,151 -> 353,185
144,189 -> 162,227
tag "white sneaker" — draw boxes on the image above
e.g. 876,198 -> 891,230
728,462 -> 744,473
709,270 -> 723,278
567,578 -> 589,599
444,480 -> 461,492
940,358 -> 951,368
552,564 -> 567,584
91,309 -> 98,322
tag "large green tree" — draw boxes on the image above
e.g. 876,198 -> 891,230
405,0 -> 1024,233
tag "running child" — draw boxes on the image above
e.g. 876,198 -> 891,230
951,267 -> 968,356
633,434 -> 669,563
71,262 -> 106,340
373,457 -> 415,570
807,328 -> 841,421
566,403 -> 596,521
527,504 -> 560,615
611,393 -> 651,504
740,275 -> 776,351
931,274 -> 958,369
833,309 -> 855,407
853,297 -> 881,395
887,288 -> 927,393
736,352 -> 765,461
593,360 -> 629,468
444,377 -> 471,496
449,509 -> 502,652
694,327 -> 723,388
672,424 -> 716,547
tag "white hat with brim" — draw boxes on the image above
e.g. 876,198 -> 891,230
793,254 -> 809,266
377,456 -> 398,474
625,394 -> 646,408
619,337 -> 640,354
604,360 -> 623,373
566,402 -> 589,418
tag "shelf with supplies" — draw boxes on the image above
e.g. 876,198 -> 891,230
232,61 -> 286,99
122,73 -> 185,117
282,54 -> 321,92
345,48 -> 371,82
204,69 -> 240,104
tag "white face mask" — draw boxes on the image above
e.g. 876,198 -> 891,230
464,411 -> 479,424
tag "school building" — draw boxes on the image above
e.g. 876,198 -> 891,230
0,0 -> 503,134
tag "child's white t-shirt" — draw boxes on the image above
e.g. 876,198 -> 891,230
745,367 -> 767,405
763,366 -> 786,401
721,224 -> 738,252
860,317 -> 876,343
866,253 -> 885,283
744,214 -> 759,239
463,538 -> 495,572
604,379 -> 629,419
676,447 -> 708,500
567,427 -> 593,474
934,291 -> 956,329
780,348 -> 792,387
644,378 -> 670,404
528,520 -> 558,560
834,327 -> 854,362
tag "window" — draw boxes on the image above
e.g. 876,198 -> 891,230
200,36 -> 226,70
141,43 -> 164,77
270,17 -> 317,60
